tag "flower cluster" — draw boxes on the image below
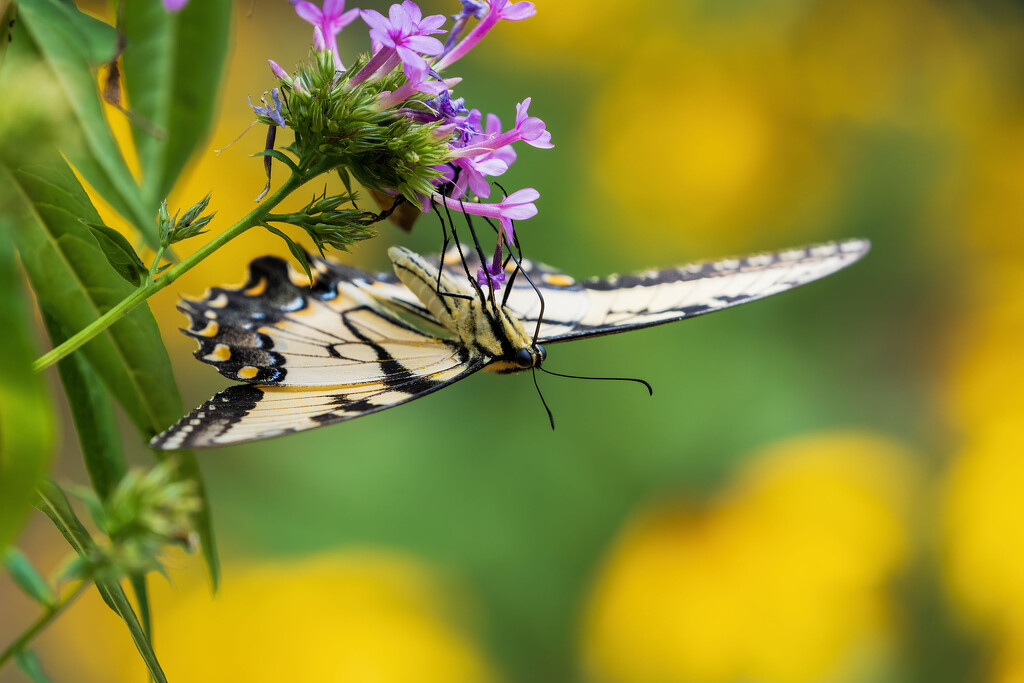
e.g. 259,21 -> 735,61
254,0 -> 548,289
70,463 -> 202,580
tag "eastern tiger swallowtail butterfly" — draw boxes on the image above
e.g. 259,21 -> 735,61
150,239 -> 869,449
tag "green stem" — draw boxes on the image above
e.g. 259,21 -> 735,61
33,164 -> 328,372
0,580 -> 89,671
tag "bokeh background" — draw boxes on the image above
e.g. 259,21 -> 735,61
3,0 -> 1024,681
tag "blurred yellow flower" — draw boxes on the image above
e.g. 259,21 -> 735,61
582,432 -> 919,683
943,420 -> 1024,643
944,264 -> 1024,435
585,36 -> 838,255
41,550 -> 497,683
486,0 -> 649,69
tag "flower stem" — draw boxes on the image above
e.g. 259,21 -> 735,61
0,579 -> 89,671
33,164 -> 328,373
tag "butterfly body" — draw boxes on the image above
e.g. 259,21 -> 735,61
389,247 -> 545,373
151,239 -> 869,450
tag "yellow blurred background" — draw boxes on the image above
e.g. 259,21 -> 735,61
3,0 -> 1024,681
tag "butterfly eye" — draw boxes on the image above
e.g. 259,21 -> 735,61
536,345 -> 546,364
515,348 -> 534,368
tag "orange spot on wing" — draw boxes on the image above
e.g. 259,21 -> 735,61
243,278 -> 267,296
543,273 -> 576,287
237,366 -> 259,380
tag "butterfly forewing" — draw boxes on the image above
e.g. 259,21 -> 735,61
495,239 -> 870,342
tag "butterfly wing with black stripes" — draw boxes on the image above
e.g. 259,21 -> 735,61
482,239 -> 871,343
151,254 -> 488,450
152,238 -> 869,449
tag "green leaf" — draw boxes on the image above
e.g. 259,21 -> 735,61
265,224 -> 313,282
15,0 -> 155,243
21,0 -> 117,64
129,574 -> 153,642
34,480 -> 168,683
2,152 -> 220,588
4,548 -> 56,608
0,222 -> 53,553
44,313 -> 126,499
15,649 -> 53,683
257,148 -> 301,175
82,221 -> 147,286
120,0 -> 232,207
5,156 -> 180,435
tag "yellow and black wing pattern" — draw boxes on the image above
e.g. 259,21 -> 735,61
151,255 -> 486,450
495,239 -> 871,342
152,239 -> 868,449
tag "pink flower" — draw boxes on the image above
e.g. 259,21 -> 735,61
431,187 -> 539,229
360,1 -> 446,81
162,0 -> 188,10
294,0 -> 361,70
447,98 -> 552,160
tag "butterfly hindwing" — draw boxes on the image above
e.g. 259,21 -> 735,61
150,356 -> 485,450
158,253 -> 486,448
180,254 -> 460,387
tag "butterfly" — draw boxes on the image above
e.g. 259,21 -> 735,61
150,239 -> 870,450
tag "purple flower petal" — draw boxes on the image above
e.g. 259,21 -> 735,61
405,34 -> 444,55
360,8 -> 389,32
323,0 -> 346,15
249,88 -> 286,127
337,7 -> 361,27
500,1 -> 536,21
294,2 -> 324,24
268,59 -> 290,80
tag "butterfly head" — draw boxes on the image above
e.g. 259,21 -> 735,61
485,341 -> 545,374
474,298 -> 547,374
514,344 -> 546,369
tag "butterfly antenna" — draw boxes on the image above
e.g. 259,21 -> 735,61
459,199 -> 500,311
431,200 -> 453,292
430,203 -> 476,301
531,367 -> 556,430
504,245 -> 546,344
489,181 -> 545,342
476,214 -> 522,304
538,366 -> 654,396
437,198 -> 488,302
501,259 -> 520,307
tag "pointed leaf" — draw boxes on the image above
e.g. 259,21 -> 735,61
15,0 -> 155,243
265,224 -> 313,282
0,223 -> 53,553
129,574 -> 153,642
82,221 -> 147,286
257,148 -> 301,174
34,480 -> 168,683
121,0 -> 232,207
2,152 -> 219,588
4,548 -> 56,608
